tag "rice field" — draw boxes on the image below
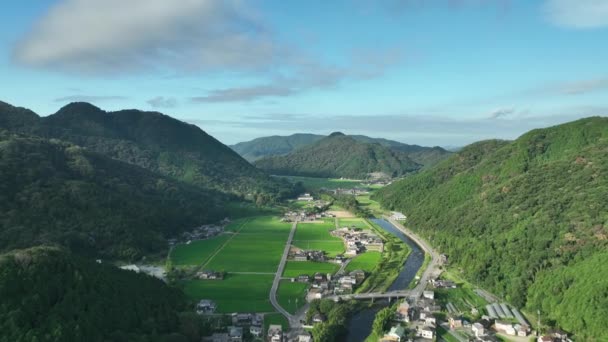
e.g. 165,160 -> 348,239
345,251 -> 382,273
277,280 -> 309,314
293,220 -> 345,257
169,235 -> 232,266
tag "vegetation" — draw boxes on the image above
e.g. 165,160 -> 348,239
230,133 -> 324,161
346,252 -> 382,273
374,117 -> 608,339
283,261 -> 340,278
254,132 -> 420,179
371,307 -> 395,339
0,246 -> 190,342
0,132 -> 228,260
293,220 -> 345,257
232,132 -> 451,167
0,101 -> 300,204
275,175 -> 367,191
307,299 -> 357,342
277,281 -> 309,314
169,235 -> 231,266
181,274 -> 275,313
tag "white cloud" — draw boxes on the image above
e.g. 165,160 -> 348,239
544,0 -> 608,28
13,0 -> 282,74
147,96 -> 178,108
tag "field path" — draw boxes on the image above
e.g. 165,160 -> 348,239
198,218 -> 250,271
269,219 -> 298,326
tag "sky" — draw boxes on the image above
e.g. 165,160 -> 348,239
1,0 -> 607,147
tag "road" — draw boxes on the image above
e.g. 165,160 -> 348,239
269,220 -> 298,326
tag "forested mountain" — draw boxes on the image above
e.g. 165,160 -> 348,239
0,246 -> 192,342
374,117 -> 608,340
0,101 -> 296,201
230,133 -> 324,161
232,132 -> 451,166
0,131 -> 227,260
254,132 -> 421,179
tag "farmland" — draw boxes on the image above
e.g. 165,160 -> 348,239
292,220 -> 345,257
277,281 -> 308,314
283,261 -> 340,278
345,251 -> 382,273
182,274 -> 275,313
338,218 -> 370,229
169,235 -> 232,266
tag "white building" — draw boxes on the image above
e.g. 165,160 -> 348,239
390,211 -> 407,221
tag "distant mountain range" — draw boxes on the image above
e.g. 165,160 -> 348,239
0,101 -> 299,259
252,132 -> 425,179
0,101 -> 295,199
374,117 -> 608,340
231,133 -> 451,167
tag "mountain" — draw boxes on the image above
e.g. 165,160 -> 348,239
230,133 -> 324,161
0,101 -> 296,202
232,132 -> 451,167
0,246 -> 191,342
254,132 -> 421,179
0,131 -> 227,260
373,117 -> 608,340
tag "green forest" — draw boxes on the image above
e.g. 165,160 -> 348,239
254,132 -> 421,179
374,117 -> 608,339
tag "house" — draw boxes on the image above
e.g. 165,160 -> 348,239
515,324 -> 530,337
294,252 -> 308,262
350,269 -> 366,282
197,270 -> 223,280
313,273 -> 326,281
538,337 -> 554,342
472,322 -> 485,337
298,193 -> 314,201
196,299 -> 217,314
297,333 -> 312,342
382,325 -> 405,342
313,313 -> 327,323
307,288 -> 323,301
297,274 -> 310,283
423,290 -> 435,300
228,326 -> 243,342
416,325 -> 435,340
495,321 -> 516,335
424,316 -> 436,325
268,325 -> 282,342
390,211 -> 407,221
396,301 -> 410,322
449,316 -> 463,329
249,326 -> 262,337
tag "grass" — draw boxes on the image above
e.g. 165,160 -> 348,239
345,251 -> 382,273
338,218 -> 370,229
283,261 -> 340,277
356,195 -> 387,216
277,280 -> 309,314
294,221 -> 340,241
264,313 -> 289,332
205,216 -> 291,272
170,235 -> 232,266
206,235 -> 286,272
275,175 -> 366,191
182,274 -> 275,313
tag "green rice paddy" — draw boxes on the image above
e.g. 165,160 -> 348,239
169,235 -> 232,266
345,251 -> 382,273
277,280 -> 309,314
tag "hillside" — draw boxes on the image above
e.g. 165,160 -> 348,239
253,132 -> 421,179
0,101 -> 296,202
373,117 -> 608,339
232,132 -> 451,166
0,131 -> 228,260
230,133 -> 324,161
0,246 -> 192,342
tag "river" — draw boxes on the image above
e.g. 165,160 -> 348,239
345,218 -> 426,342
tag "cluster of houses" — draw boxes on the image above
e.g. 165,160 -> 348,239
196,299 -> 217,315
283,210 -> 334,222
291,249 -> 326,262
384,295 -> 439,341
331,227 -> 384,256
303,270 -> 367,299
297,193 -> 314,201
537,329 -> 571,342
169,219 -> 229,246
195,270 -> 224,280
327,188 -> 369,196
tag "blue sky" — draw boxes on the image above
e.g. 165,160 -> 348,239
1,0 -> 607,146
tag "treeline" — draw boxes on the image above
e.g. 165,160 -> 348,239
373,117 -> 608,339
307,299 -> 357,342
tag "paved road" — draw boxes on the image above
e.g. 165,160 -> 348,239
269,220 -> 298,325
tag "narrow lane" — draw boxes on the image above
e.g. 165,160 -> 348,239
269,219 -> 298,324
